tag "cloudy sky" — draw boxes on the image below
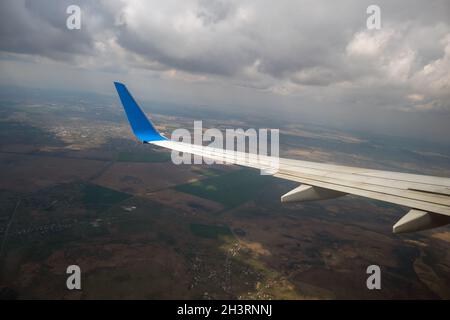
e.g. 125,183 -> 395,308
0,0 -> 449,142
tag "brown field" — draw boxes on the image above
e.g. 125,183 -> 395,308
1,101 -> 450,300
146,188 -> 225,216
93,162 -> 202,194
0,153 -> 106,192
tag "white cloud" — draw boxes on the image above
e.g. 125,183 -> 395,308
1,0 -> 450,140
406,94 -> 424,102
346,29 -> 394,57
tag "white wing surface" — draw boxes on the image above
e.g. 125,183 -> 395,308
115,82 -> 450,233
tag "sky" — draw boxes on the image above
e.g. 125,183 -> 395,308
0,0 -> 449,142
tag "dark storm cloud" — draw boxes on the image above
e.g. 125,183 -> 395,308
114,0 -> 356,78
115,24 -> 252,76
196,0 -> 235,25
0,0 -> 118,60
109,0 -> 450,83
1,0 -> 448,82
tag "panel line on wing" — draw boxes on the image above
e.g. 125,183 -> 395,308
274,172 -> 450,216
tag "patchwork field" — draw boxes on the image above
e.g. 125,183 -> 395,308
175,169 -> 273,208
0,92 -> 450,300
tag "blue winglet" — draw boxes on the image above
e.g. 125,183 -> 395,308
114,82 -> 166,142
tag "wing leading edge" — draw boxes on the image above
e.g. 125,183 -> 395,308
114,82 -> 450,234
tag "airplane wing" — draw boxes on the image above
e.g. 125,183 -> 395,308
114,82 -> 450,234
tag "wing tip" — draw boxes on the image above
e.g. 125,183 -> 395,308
113,81 -> 167,142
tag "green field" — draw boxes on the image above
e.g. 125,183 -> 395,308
117,151 -> 170,163
190,223 -> 232,239
82,183 -> 132,210
175,169 -> 272,207
0,121 -> 63,146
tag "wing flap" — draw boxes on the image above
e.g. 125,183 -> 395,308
274,172 -> 450,216
278,168 -> 450,207
277,159 -> 450,195
278,158 -> 450,188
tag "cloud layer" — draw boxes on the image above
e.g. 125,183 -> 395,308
0,0 -> 449,140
